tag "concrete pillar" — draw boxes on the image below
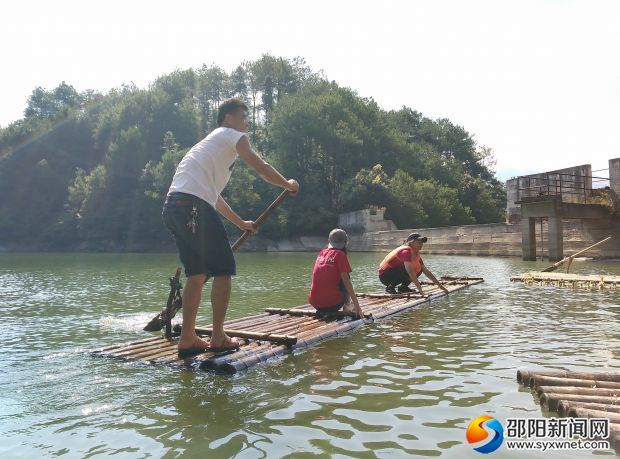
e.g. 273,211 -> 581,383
610,158 -> 620,194
522,217 -> 537,260
547,217 -> 564,261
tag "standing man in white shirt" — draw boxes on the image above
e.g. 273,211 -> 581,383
163,98 -> 299,358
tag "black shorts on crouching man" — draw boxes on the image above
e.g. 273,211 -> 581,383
379,266 -> 411,288
162,192 -> 236,277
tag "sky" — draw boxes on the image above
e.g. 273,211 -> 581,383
2,0 -> 619,182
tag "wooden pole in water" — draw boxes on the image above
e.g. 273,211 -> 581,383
567,407 -> 620,423
540,393 -> 620,411
530,375 -> 620,390
541,236 -> 612,272
518,370 -> 620,386
537,386 -> 620,397
558,401 -> 620,417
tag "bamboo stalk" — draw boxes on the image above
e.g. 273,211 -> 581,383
567,407 -> 620,423
191,326 -> 297,345
558,401 -> 620,417
531,376 -> 620,390
537,386 -> 620,397
264,307 -> 372,320
610,425 -> 620,450
518,370 -> 620,386
92,336 -> 163,354
541,236 -> 612,272
541,393 -> 620,411
107,338 -> 175,357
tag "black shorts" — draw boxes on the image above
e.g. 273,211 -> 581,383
379,266 -> 411,287
162,192 -> 236,277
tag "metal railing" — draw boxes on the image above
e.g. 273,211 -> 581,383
517,171 -> 610,204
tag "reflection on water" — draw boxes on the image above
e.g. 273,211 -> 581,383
1,252 -> 619,458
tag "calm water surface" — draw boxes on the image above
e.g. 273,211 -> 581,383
1,252 -> 619,458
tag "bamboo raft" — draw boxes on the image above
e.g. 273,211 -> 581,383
517,369 -> 620,452
511,272 -> 620,290
91,276 -> 482,373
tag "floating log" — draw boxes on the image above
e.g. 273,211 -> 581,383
530,375 -> 620,390
567,407 -> 620,423
611,425 -> 620,452
518,369 -> 620,386
540,393 -> 620,412
557,401 -> 620,417
537,386 -> 620,398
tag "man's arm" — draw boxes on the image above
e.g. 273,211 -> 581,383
236,136 -> 299,193
404,262 -> 425,295
340,272 -> 363,319
215,195 -> 256,233
422,266 -> 449,293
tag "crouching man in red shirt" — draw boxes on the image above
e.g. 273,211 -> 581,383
308,229 -> 364,320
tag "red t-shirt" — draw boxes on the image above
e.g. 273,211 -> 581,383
378,246 -> 423,275
308,248 -> 352,308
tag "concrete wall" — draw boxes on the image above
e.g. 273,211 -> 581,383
506,164 -> 592,224
338,208 -> 398,233
350,223 -> 523,256
238,218 -> 620,259
349,219 -> 620,258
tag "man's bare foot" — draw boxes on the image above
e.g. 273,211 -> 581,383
177,336 -> 211,359
178,335 -> 209,351
208,334 -> 240,352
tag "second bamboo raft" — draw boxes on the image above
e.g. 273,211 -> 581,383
91,276 -> 482,373
511,272 -> 620,290
517,369 -> 620,453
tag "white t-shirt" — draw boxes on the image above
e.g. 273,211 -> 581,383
168,127 -> 247,206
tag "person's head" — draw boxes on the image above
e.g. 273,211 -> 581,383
328,228 -> 348,250
217,98 -> 249,132
404,233 -> 427,250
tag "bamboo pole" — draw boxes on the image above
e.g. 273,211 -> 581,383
518,370 -> 620,386
264,307 -> 373,320
541,236 -> 612,272
191,326 -> 297,345
610,425 -> 620,452
107,338 -> 175,358
567,407 -> 620,424
540,393 -> 620,411
530,376 -> 620,390
558,401 -> 620,417
537,386 -> 620,397
92,336 -> 163,354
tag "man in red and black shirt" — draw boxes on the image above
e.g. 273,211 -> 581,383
378,233 -> 448,295
309,229 -> 364,319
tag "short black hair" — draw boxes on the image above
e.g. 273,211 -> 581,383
217,98 -> 249,126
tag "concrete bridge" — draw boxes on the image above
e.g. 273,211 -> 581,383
518,195 -> 611,261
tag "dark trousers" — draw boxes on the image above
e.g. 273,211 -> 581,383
379,266 -> 411,288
